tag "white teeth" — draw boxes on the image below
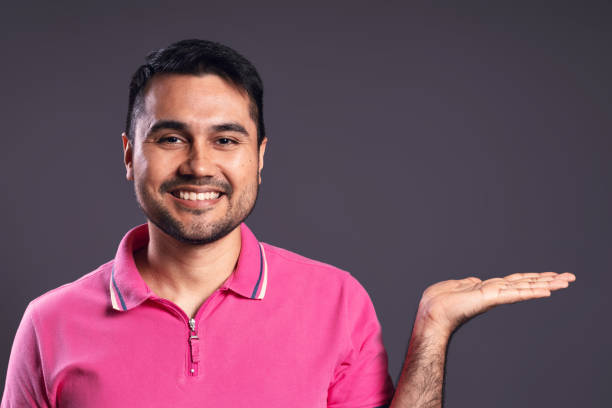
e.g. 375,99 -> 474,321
176,191 -> 221,201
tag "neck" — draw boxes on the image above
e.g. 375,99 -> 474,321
134,221 -> 242,317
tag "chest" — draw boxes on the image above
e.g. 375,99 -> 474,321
44,295 -> 342,408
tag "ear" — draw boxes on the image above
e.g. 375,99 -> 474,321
257,137 -> 268,184
122,133 -> 134,181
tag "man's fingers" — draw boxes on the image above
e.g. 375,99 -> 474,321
504,279 -> 569,290
556,272 -> 576,281
497,276 -> 557,285
503,272 -> 576,282
497,286 -> 552,303
481,273 -> 575,306
504,272 -> 557,281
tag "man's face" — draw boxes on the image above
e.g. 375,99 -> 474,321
123,73 -> 267,244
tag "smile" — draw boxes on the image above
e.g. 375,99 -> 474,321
172,191 -> 222,201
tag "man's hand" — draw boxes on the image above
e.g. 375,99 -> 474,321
415,272 -> 576,337
390,272 -> 576,408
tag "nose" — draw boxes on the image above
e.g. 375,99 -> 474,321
178,140 -> 216,178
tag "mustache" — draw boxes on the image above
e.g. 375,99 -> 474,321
160,177 -> 233,196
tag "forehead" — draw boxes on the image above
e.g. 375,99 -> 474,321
137,73 -> 254,134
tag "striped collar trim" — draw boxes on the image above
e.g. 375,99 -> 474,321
218,224 -> 269,301
109,265 -> 127,311
110,223 -> 268,312
249,242 -> 268,300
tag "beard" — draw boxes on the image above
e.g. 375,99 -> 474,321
134,174 -> 259,245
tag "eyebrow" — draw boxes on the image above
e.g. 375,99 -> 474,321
146,120 -> 249,137
212,123 -> 250,137
147,120 -> 188,135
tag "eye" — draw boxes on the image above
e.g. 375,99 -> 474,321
216,137 -> 237,145
158,135 -> 185,144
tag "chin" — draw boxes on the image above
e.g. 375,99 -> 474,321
182,225 -> 236,244
152,215 -> 241,246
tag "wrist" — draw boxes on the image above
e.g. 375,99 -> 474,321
412,312 -> 453,343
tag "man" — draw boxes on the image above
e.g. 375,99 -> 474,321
1,39 -> 575,407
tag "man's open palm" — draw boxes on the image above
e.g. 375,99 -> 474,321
417,272 -> 576,335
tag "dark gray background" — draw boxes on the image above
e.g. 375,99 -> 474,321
1,1 -> 610,406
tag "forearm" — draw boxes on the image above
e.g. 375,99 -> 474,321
389,318 -> 451,408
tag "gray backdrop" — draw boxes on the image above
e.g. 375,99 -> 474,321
1,1 -> 610,406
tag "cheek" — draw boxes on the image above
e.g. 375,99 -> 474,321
133,157 -> 156,186
132,163 -> 167,198
222,151 -> 258,181
133,149 -> 177,182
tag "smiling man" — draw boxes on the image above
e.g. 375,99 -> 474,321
1,40 -> 575,407
125,72 -> 267,319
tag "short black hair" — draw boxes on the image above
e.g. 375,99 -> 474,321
125,39 -> 265,145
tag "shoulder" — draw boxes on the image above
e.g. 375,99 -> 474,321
262,242 -> 354,280
26,260 -> 113,320
260,242 -> 383,350
261,242 -> 370,299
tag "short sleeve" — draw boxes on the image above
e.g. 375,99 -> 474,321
1,303 -> 50,408
327,276 -> 395,408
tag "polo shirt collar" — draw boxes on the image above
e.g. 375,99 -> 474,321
109,223 -> 268,312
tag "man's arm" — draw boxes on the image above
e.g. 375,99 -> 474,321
389,272 -> 576,408
1,303 -> 50,408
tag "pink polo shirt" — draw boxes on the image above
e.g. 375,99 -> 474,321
2,223 -> 394,407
